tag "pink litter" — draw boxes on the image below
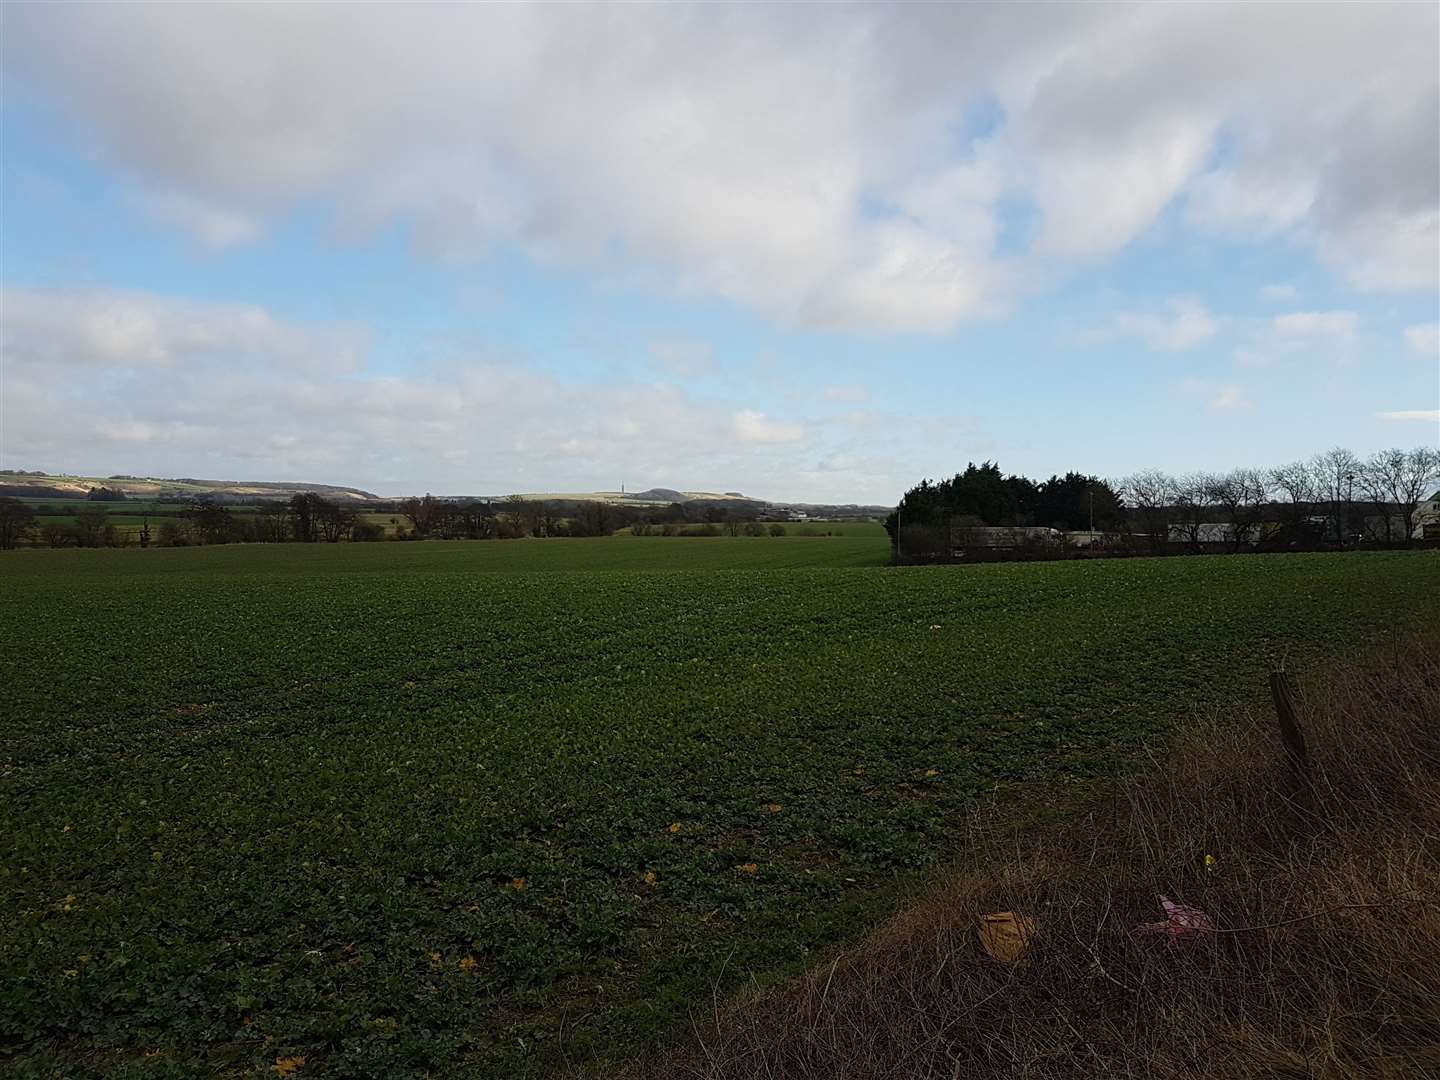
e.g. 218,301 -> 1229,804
1136,895 -> 1216,946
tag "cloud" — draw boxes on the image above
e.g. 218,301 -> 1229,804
3,3 -> 1434,332
1404,322 -> 1440,356
1234,308 -> 1362,367
1210,384 -> 1253,411
1272,310 -> 1359,339
5,285 -> 927,498
1187,168 -> 1316,238
1179,378 -> 1252,412
649,339 -> 718,377
732,410 -> 805,445
1376,410 -> 1440,422
141,191 -> 264,249
0,286 -> 364,371
1259,284 -> 1299,303
1094,296 -> 1218,350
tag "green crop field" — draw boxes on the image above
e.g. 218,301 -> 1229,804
3,541 -> 1436,1078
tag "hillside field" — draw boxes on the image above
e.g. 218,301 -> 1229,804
2,540 -> 1436,1078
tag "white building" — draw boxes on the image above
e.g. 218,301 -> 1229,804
1414,493 -> 1440,540
952,526 -> 1062,549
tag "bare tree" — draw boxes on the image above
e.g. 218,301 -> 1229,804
1399,447 -> 1440,542
1171,473 -> 1214,552
318,502 -> 357,543
502,495 -> 540,538
1311,447 -> 1360,546
1268,460 -> 1319,546
1356,451 -> 1402,545
72,506 -> 108,547
1205,468 -> 1270,552
1269,460 -> 1316,507
0,496 -> 37,549
253,502 -> 290,543
186,497 -> 237,545
1120,470 -> 1176,553
454,501 -> 496,539
400,493 -> 450,538
288,492 -> 329,543
1360,447 -> 1440,546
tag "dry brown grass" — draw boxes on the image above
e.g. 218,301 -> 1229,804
627,632 -> 1440,1079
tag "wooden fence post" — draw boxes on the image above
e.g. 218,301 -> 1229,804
1269,669 -> 1313,810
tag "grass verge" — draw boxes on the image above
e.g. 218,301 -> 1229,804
628,630 -> 1440,1079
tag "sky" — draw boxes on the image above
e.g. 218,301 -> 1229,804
1,2 -> 1437,503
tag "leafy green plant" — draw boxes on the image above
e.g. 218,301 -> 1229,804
2,541 -> 1435,1077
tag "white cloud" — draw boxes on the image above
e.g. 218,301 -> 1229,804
1032,117 -> 1219,258
1233,309 -> 1362,368
1211,384 -> 1253,411
1272,310 -> 1359,340
1179,378 -> 1252,412
1096,296 -> 1218,351
732,410 -> 805,445
2,285 -> 913,498
1404,322 -> 1440,356
0,286 -> 364,371
1259,284 -> 1299,303
2,3 -> 1434,332
141,191 -> 264,249
1187,169 -> 1316,238
1376,410 -> 1440,422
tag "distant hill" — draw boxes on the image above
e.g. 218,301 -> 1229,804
0,472 -> 380,503
1,471 -> 892,515
627,487 -> 686,502
470,488 -> 761,506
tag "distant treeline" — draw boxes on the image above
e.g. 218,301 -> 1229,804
887,446 -> 1440,562
0,491 -> 815,549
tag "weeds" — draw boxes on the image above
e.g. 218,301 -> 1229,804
636,630 -> 1440,1079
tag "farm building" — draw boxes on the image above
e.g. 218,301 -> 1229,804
1361,512 -> 1415,545
951,526 -> 1063,549
1063,529 -> 1125,548
1414,493 -> 1440,540
1167,522 -> 1258,546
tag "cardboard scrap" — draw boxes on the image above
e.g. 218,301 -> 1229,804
978,910 -> 1036,964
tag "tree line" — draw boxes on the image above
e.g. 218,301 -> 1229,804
885,464 -> 1128,537
0,491 -> 792,549
886,446 -> 1440,558
1117,446 -> 1439,552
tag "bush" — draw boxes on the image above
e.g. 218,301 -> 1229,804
351,522 -> 385,542
768,524 -> 786,537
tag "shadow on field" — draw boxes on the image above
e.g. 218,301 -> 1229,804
619,631 -> 1440,1080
